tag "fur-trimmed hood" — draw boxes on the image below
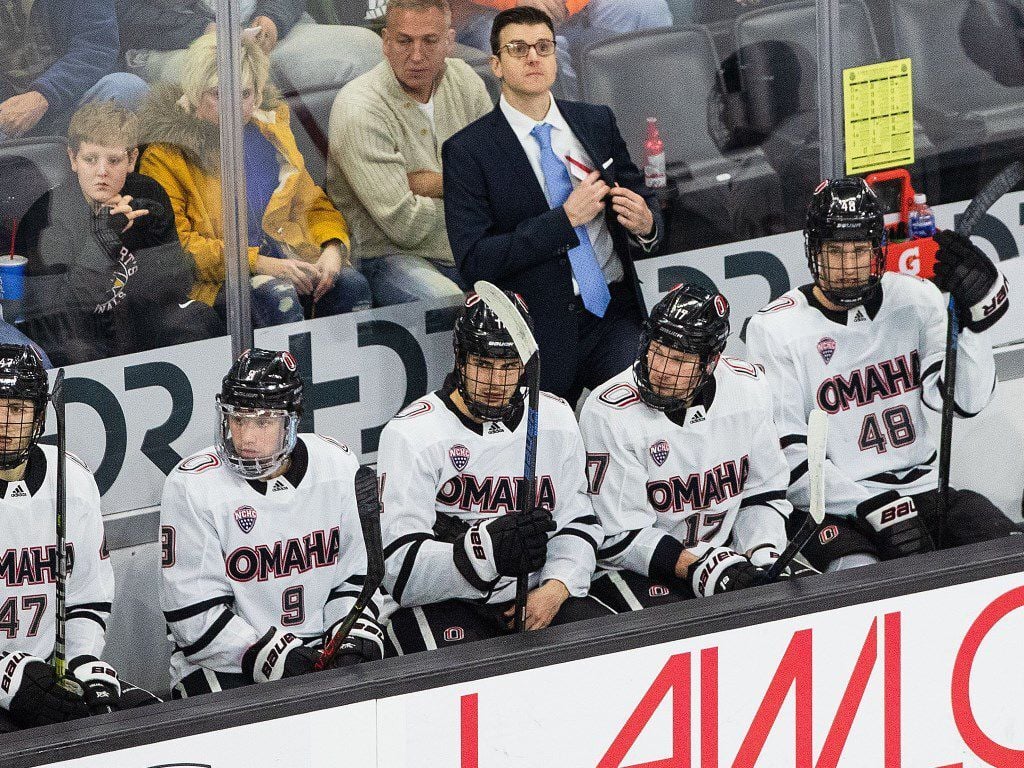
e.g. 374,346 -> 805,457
138,83 -> 282,176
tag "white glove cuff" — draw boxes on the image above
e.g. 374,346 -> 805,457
252,628 -> 303,684
863,496 -> 918,531
967,271 -> 1009,329
462,518 -> 499,583
691,547 -> 748,599
0,652 -> 41,710
70,658 -> 121,697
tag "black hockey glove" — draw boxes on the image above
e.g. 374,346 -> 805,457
321,617 -> 385,669
0,652 -> 90,728
68,655 -> 121,713
933,230 -> 1010,332
688,546 -> 765,598
857,492 -> 935,560
242,628 -> 320,683
453,507 -> 556,590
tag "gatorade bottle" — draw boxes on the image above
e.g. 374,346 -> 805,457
907,193 -> 936,239
643,117 -> 667,189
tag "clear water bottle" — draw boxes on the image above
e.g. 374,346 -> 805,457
907,193 -> 936,239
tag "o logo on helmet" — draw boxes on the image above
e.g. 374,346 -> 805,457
280,352 -> 297,372
713,295 -> 728,317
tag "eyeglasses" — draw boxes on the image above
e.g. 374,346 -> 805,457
500,39 -> 557,58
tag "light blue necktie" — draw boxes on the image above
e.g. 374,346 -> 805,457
530,122 -> 611,318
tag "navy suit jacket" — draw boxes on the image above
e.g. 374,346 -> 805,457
442,99 -> 662,394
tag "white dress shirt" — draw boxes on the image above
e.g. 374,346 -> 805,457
500,94 -> 624,290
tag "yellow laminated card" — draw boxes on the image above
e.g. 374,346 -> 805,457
843,58 -> 914,175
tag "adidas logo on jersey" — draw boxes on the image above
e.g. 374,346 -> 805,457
10,485 -> 27,498
271,479 -> 288,492
853,308 -> 868,322
487,422 -> 504,435
689,410 -> 705,424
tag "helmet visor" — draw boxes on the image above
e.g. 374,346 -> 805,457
0,397 -> 40,469
216,402 -> 298,479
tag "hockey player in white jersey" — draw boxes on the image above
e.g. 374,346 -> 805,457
160,348 -> 385,697
746,177 -> 1017,571
579,284 -> 804,613
378,292 -> 610,653
0,345 -> 156,732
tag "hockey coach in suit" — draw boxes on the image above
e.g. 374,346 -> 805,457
442,6 -> 662,405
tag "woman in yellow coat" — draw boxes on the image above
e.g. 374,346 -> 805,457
139,34 -> 370,327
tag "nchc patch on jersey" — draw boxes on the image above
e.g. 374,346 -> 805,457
579,361 -> 791,581
378,385 -> 602,607
746,273 -> 998,518
0,445 -> 112,662
159,435 -> 384,689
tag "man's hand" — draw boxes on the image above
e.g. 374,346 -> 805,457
518,0 -> 568,26
504,579 -> 569,631
314,242 -> 346,302
407,170 -> 444,199
106,195 -> 150,232
251,16 -> 279,54
609,185 -> 654,238
563,171 -> 609,228
0,91 -> 49,138
256,255 -> 321,295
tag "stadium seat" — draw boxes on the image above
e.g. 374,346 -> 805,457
889,0 -> 1024,149
578,25 -> 787,249
0,137 -> 70,227
731,0 -> 939,224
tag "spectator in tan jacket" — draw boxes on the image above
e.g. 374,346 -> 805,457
326,0 -> 491,307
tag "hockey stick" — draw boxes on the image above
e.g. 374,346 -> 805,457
760,409 -> 828,584
473,281 -> 540,633
49,368 -> 75,689
315,464 -> 385,671
936,161 -> 1024,547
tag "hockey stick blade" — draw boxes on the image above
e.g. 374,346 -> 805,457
762,410 -> 828,584
316,465 -> 384,671
955,161 -> 1024,238
473,281 -> 539,366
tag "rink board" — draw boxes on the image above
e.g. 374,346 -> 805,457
5,537 -> 1024,768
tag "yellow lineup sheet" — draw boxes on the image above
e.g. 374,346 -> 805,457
843,58 -> 914,175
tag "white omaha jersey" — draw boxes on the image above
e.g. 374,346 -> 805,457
579,361 -> 791,581
377,384 -> 602,607
160,435 -> 384,689
745,273 -> 997,518
0,445 -> 112,662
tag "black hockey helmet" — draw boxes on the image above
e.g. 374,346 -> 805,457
635,283 -> 730,412
0,344 -> 48,469
453,291 -> 530,421
805,177 -> 886,308
216,349 -> 302,479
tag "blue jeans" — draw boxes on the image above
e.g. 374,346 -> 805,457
248,266 -> 371,328
359,254 -> 466,307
